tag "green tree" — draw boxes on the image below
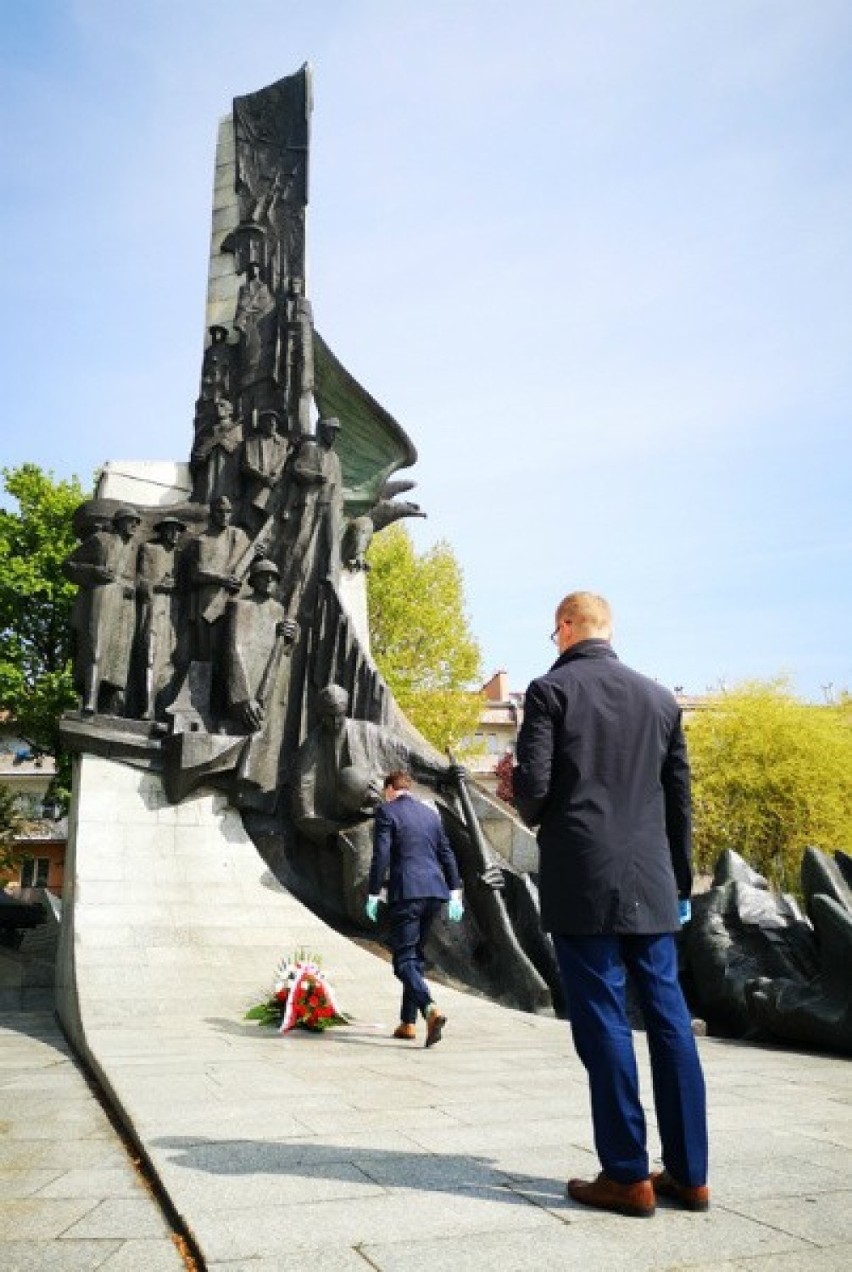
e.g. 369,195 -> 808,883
0,464 -> 85,782
366,524 -> 483,752
0,784 -> 24,881
686,678 -> 852,892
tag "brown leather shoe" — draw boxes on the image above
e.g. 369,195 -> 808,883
651,1169 -> 710,1212
393,1023 -> 417,1041
566,1172 -> 655,1218
424,1007 -> 447,1048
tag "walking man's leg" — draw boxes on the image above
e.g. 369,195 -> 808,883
389,899 -> 446,1048
399,983 -> 418,1028
390,901 -> 430,1008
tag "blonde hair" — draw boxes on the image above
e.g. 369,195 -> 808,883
555,592 -> 613,639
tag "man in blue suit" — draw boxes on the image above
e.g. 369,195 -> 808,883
366,771 -> 464,1047
514,592 -> 708,1218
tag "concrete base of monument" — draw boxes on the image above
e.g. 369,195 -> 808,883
55,753 -> 405,1055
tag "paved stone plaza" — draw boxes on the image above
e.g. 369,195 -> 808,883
2,984 -> 851,1271
2,756 -> 848,1270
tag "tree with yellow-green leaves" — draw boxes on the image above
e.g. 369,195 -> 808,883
366,524 -> 483,753
686,678 -> 852,893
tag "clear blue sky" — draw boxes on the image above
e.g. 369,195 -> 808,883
2,1 -> 850,700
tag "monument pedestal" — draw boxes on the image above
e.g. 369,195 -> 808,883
55,754 -> 381,1081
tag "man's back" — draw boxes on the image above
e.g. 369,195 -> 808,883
514,638 -> 691,935
369,793 -> 459,903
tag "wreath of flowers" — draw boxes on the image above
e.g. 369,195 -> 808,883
245,950 -> 349,1033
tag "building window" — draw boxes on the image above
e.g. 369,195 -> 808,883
20,857 -> 50,888
15,794 -> 43,818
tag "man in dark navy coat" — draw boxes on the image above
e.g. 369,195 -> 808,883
366,771 -> 463,1047
514,592 -> 708,1218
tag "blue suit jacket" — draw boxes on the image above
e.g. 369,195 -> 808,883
368,793 -> 462,903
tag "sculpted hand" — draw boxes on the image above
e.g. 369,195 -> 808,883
360,777 -> 382,814
678,898 -> 692,925
437,763 -> 466,796
235,699 -> 264,731
447,890 -> 464,922
478,863 -> 505,892
277,618 -> 298,644
365,896 -> 380,923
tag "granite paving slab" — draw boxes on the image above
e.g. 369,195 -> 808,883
0,1009 -> 185,1270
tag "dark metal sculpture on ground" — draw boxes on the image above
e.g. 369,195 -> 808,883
683,846 -> 852,1054
0,891 -> 46,949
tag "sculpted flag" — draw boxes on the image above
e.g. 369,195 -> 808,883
312,329 -> 417,514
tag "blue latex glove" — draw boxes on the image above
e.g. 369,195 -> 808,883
447,891 -> 464,923
678,898 -> 692,925
365,896 -> 379,923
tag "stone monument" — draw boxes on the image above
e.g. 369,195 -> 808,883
55,67 -> 849,1055
59,66 -> 554,1016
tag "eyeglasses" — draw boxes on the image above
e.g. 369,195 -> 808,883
550,617 -> 572,644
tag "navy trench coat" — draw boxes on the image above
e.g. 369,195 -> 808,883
513,639 -> 692,936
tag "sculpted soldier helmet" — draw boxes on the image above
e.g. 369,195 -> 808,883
319,417 -> 341,446
249,558 -> 279,580
153,515 -> 187,532
113,505 -> 141,525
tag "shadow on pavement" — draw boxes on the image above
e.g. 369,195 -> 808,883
150,1134 -> 565,1207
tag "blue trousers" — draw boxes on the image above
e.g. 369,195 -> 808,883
554,932 -> 708,1187
389,897 -> 442,1024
